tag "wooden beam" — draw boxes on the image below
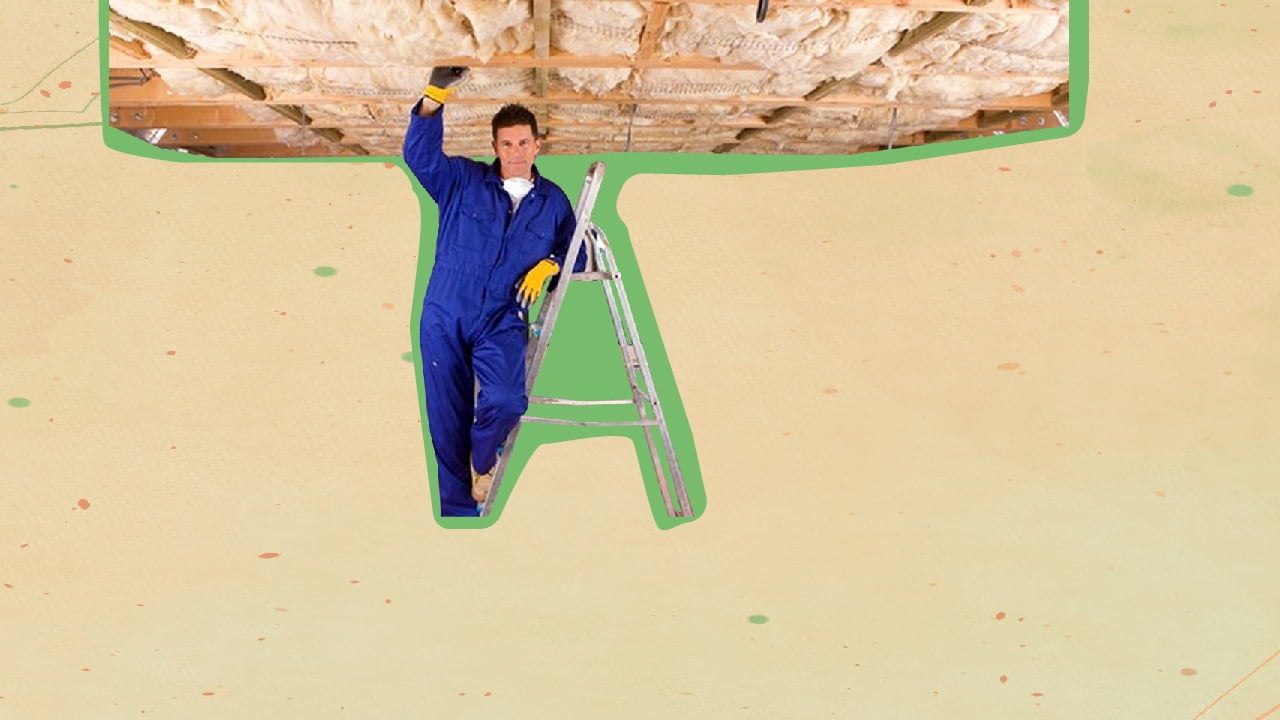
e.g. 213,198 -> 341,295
153,128 -> 282,145
1051,81 -> 1069,107
109,35 -> 150,60
109,50 -> 762,72
974,108 -> 1062,130
183,144 -> 366,158
533,0 -> 551,98
109,106 -> 1015,135
109,82 -> 1058,112
887,0 -> 996,58
638,2 -> 673,60
108,8 -> 369,156
107,9 -> 195,59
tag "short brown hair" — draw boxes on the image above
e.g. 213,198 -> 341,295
492,104 -> 539,140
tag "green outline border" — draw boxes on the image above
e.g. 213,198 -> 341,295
95,0 -> 1087,530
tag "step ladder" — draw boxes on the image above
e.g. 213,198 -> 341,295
479,161 -> 693,518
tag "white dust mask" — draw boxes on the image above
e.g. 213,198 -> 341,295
503,177 -> 534,213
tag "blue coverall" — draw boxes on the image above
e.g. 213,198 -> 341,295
403,101 -> 579,516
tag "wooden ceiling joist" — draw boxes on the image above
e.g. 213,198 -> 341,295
109,34 -> 151,60
152,128 -> 281,146
533,0 -> 552,99
109,51 -> 763,72
888,0 -> 995,58
638,2 -> 673,60
108,80 -> 1059,112
109,7 -> 370,156
108,105 -> 1034,136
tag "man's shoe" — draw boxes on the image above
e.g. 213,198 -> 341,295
471,462 -> 495,503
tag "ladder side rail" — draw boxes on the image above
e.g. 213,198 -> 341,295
595,239 -> 694,517
593,235 -> 680,517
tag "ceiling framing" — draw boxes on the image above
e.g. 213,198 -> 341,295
106,0 -> 1071,158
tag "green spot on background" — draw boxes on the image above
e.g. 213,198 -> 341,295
401,352 -> 414,363
8,184 -> 17,189
7,397 -> 32,408
1227,184 -> 1254,197
747,615 -> 769,624
314,266 -> 337,277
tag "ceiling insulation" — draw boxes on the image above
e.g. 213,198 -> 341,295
106,0 -> 1071,158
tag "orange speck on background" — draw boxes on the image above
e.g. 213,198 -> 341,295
3,583 -> 13,589
258,552 -> 280,559
997,363 -> 1021,371
1096,249 -> 1104,255
385,598 -> 392,604
19,543 -> 28,548
166,350 -> 176,356
822,388 -> 839,394
1210,101 -> 1218,108
202,692 -> 215,696
1012,285 -> 1025,293
59,81 -> 71,89
1000,675 -> 1008,684
1181,668 -> 1197,676
63,257 -> 73,263
1032,692 -> 1044,697
998,166 -> 1011,172
996,612 -> 1007,620
350,580 -> 360,584
77,498 -> 90,509
40,90 -> 50,98
484,692 -> 492,697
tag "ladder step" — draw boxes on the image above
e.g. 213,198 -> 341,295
521,416 -> 661,428
622,345 -> 640,367
529,396 -> 637,406
570,271 -> 619,281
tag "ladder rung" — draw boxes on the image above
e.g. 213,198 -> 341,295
521,417 -> 661,427
529,396 -> 635,406
570,271 -> 618,281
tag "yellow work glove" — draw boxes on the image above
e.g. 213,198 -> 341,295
517,258 -> 560,309
423,66 -> 468,104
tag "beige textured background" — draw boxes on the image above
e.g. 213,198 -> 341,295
3,1 -> 1278,718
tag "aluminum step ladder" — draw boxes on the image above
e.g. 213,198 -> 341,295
479,161 -> 693,518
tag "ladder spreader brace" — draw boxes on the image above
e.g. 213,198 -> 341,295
479,161 -> 693,518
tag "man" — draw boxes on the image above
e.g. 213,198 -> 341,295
403,66 -> 582,517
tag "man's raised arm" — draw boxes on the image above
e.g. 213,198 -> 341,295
403,66 -> 470,203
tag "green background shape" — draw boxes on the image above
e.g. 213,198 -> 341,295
94,0 -> 1088,530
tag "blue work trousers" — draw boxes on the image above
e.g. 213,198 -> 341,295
421,268 -> 530,517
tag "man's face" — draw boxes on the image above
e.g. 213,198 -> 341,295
493,124 -> 540,180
